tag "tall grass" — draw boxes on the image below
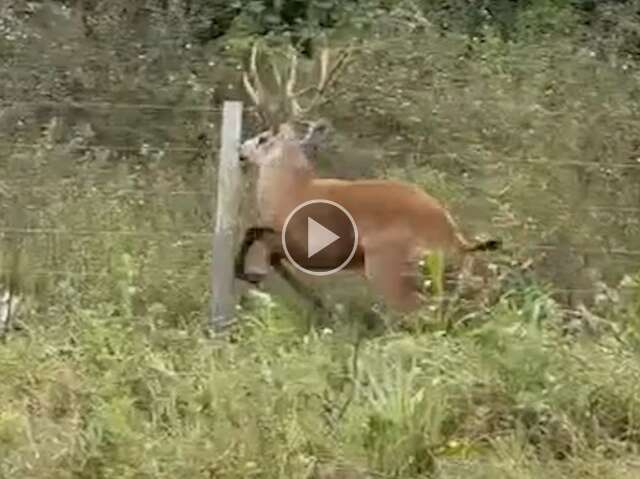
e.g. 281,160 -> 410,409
1,284 -> 640,478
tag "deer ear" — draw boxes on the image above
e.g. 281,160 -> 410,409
302,119 -> 331,146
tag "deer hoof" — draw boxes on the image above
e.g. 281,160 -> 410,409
236,271 -> 267,285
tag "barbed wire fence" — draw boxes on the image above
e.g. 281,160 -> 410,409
0,93 -> 250,335
2,91 -> 640,338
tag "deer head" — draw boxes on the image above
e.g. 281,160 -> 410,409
238,119 -> 331,168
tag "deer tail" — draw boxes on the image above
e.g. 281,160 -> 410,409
464,238 -> 502,252
446,210 -> 502,254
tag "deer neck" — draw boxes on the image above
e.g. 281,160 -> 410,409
256,145 -> 315,226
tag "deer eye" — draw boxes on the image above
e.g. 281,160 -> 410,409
257,136 -> 268,145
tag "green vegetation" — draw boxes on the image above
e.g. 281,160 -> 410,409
2,290 -> 640,477
2,1 -> 640,477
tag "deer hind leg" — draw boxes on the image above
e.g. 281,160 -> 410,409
364,241 -> 425,313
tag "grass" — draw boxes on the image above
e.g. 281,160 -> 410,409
1,284 -> 640,478
1,155 -> 637,476
2,4 -> 640,477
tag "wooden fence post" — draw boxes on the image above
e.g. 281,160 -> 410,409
210,101 -> 243,333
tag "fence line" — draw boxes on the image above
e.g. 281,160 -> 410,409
1,142 -> 206,154
472,158 -> 640,170
1,226 -> 640,259
1,76 -> 220,92
1,95 -> 639,322
1,100 -> 223,113
403,154 -> 640,170
3,142 -> 640,172
0,186 -> 216,196
0,227 -> 212,239
2,151 -> 640,174
2,180 -> 639,214
8,268 -> 211,280
40,124 -> 211,137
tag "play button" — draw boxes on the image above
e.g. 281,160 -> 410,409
282,199 -> 359,276
307,217 -> 339,257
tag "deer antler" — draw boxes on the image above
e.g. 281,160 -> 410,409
242,38 -> 352,125
242,41 -> 272,125
285,40 -> 353,118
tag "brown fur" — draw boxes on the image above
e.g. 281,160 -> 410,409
236,123 -> 501,312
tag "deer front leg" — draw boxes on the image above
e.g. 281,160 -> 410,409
235,227 -> 331,315
234,226 -> 276,284
271,259 -> 327,312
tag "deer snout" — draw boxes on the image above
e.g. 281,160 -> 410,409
238,145 -> 249,163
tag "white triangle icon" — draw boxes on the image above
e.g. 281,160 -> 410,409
307,217 -> 340,258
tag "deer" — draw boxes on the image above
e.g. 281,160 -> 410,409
233,40 -> 501,314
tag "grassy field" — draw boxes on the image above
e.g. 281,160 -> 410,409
2,2 -> 640,477
1,275 -> 640,478
0,164 -> 639,478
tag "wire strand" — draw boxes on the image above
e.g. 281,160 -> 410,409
3,138 -> 640,171
1,142 -> 208,154
0,185 -> 216,196
14,268 -> 210,280
2,180 -> 638,214
1,100 -> 223,113
1,226 -> 640,259
0,226 -> 212,239
0,268 -> 633,300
